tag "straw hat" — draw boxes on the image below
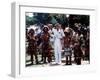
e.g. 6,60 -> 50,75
42,25 -> 49,31
64,27 -> 70,32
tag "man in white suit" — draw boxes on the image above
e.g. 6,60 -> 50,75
53,23 -> 65,64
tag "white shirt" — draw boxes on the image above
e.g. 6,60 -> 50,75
53,28 -> 65,41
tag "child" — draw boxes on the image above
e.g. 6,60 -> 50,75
64,27 -> 72,65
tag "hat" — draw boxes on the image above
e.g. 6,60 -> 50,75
64,27 -> 70,32
42,25 -> 49,31
47,24 -> 53,27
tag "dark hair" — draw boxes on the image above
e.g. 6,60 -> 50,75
28,29 -> 34,36
64,32 -> 70,36
43,27 -> 48,32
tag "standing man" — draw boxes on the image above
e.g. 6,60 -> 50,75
74,41 -> 82,65
53,23 -> 65,64
27,29 -> 38,65
41,26 -> 51,63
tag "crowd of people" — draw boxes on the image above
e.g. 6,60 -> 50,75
26,22 -> 90,66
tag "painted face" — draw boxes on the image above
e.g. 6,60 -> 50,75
64,32 -> 70,36
43,27 -> 48,32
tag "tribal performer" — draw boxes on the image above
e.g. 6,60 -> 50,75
64,27 -> 72,65
41,26 -> 52,63
27,29 -> 38,65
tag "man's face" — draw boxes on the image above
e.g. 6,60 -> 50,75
58,24 -> 61,28
44,27 -> 48,32
56,26 -> 59,30
55,23 -> 61,30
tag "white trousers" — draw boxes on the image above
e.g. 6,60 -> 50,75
54,39 -> 62,64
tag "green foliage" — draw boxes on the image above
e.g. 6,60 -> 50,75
26,13 -> 89,28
